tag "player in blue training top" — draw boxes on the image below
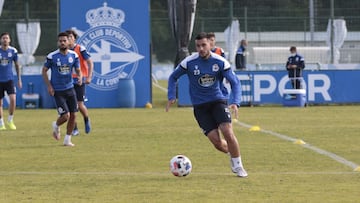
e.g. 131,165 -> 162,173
166,32 -> 248,177
0,32 -> 22,130
42,32 -> 82,147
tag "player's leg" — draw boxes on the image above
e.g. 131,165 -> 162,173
7,93 -> 16,129
194,103 -> 228,153
0,83 -> 5,129
5,81 -> 16,130
78,100 -> 91,133
72,84 -> 81,135
63,88 -> 78,146
214,101 -> 248,177
73,84 -> 91,135
52,91 -> 70,140
0,98 -> 5,130
219,123 -> 248,177
207,129 -> 229,153
218,123 -> 239,157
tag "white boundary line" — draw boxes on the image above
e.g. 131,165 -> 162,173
152,81 -> 168,93
235,121 -> 360,171
0,171 -> 358,176
152,81 -> 359,171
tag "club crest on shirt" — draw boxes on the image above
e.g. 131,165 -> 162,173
68,56 -> 74,63
198,74 -> 216,87
212,64 -> 219,72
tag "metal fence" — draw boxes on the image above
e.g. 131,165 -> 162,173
1,0 -> 359,66
152,1 -> 360,66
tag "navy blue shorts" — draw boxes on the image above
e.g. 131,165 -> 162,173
54,88 -> 78,115
74,83 -> 86,102
0,80 -> 15,99
193,100 -> 232,136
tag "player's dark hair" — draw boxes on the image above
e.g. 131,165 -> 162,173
0,32 -> 10,38
65,29 -> 78,39
195,32 -> 208,40
207,32 -> 215,38
58,32 -> 69,38
290,46 -> 297,52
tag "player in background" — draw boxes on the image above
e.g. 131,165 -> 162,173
207,32 -> 229,98
166,32 -> 248,177
42,32 -> 82,147
0,32 -> 22,130
207,32 -> 225,58
286,46 -> 305,89
66,29 -> 93,135
235,39 -> 248,70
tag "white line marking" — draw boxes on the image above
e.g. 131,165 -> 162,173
152,82 -> 168,93
151,82 -> 360,171
235,121 -> 360,171
0,171 -> 357,176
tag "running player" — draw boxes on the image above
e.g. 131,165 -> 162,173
66,29 -> 93,135
42,32 -> 82,147
166,32 -> 248,177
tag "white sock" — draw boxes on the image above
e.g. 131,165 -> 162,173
8,115 -> 13,122
231,157 -> 244,169
64,135 -> 71,143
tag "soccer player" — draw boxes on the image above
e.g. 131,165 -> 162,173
42,32 -> 82,147
66,29 -> 93,135
166,32 -> 248,177
0,32 -> 22,130
207,32 -> 225,58
207,32 -> 229,97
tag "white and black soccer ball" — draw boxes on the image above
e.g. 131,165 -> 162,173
169,155 -> 192,177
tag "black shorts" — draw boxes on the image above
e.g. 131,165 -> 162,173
54,88 -> 78,115
74,83 -> 86,102
193,100 -> 232,136
0,80 -> 15,99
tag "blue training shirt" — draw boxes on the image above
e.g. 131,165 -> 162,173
0,46 -> 18,82
44,49 -> 80,91
168,52 -> 241,106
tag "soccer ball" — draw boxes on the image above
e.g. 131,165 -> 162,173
169,155 -> 192,177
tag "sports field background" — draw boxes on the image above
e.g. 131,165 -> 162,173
0,80 -> 359,202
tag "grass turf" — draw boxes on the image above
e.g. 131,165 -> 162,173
0,80 -> 359,202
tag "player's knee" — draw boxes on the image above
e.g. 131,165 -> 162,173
61,112 -> 70,121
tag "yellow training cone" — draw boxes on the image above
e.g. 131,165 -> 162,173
293,139 -> 306,145
354,166 -> 360,172
145,102 -> 153,109
249,126 -> 260,131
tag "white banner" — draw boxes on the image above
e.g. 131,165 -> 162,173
224,20 -> 240,65
16,22 -> 41,65
326,19 -> 347,64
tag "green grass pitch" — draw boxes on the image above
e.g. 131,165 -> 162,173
0,81 -> 359,202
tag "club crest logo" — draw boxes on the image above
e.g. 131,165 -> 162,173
75,2 -> 144,90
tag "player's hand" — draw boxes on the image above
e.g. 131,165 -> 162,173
77,77 -> 83,86
229,104 -> 238,119
17,80 -> 22,89
85,77 -> 91,84
166,99 -> 176,112
47,85 -> 55,96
